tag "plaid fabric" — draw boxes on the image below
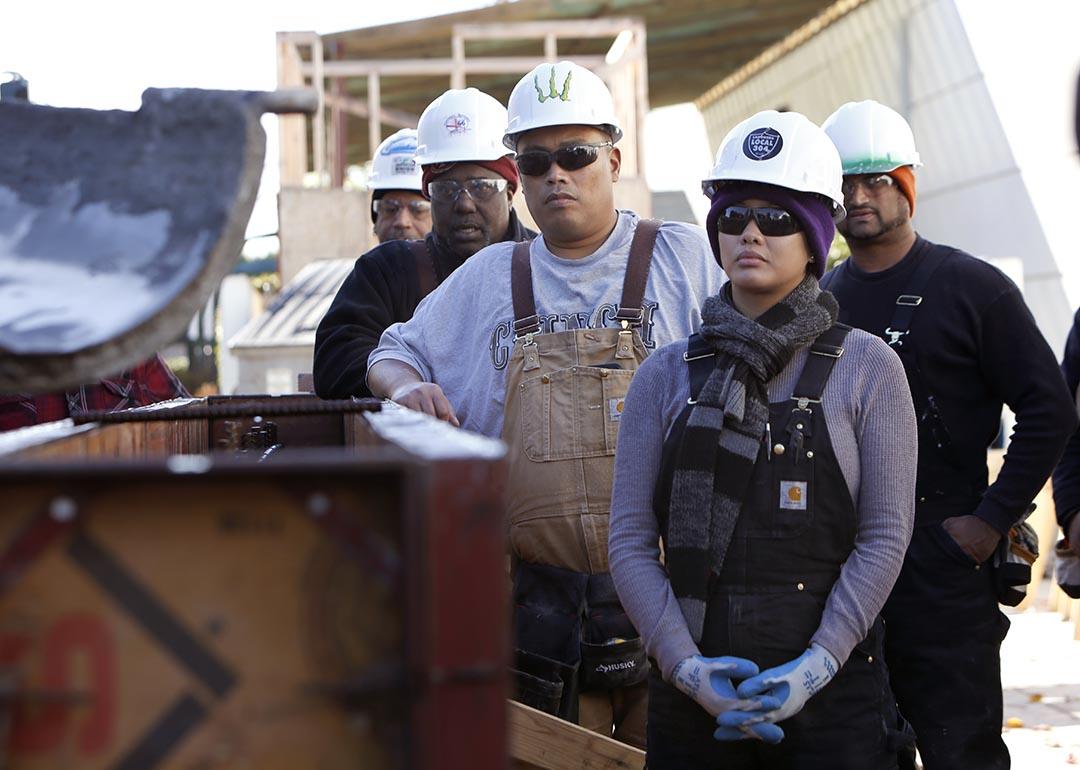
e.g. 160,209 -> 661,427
0,354 -> 189,432
667,277 -> 838,641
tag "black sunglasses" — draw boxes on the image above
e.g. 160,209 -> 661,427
515,141 -> 613,176
717,205 -> 802,237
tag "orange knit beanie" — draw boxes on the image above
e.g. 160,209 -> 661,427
887,166 -> 916,217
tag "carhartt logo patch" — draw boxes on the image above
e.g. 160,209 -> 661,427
535,67 -> 572,103
743,127 -> 783,161
608,397 -> 625,421
779,480 -> 807,510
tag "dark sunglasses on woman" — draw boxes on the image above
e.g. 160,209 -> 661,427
515,141 -> 613,176
717,205 -> 803,237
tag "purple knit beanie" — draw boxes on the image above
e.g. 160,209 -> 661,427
705,181 -> 835,279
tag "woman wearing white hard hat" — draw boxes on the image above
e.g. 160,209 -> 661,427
608,109 -> 917,767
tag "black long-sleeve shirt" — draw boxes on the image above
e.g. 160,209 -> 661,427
1052,308 -> 1080,529
313,210 -> 535,398
824,235 -> 1076,534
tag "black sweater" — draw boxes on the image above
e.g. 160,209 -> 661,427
823,235 -> 1076,533
1052,308 -> 1080,529
313,210 -> 536,398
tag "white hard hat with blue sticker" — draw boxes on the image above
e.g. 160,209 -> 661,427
369,128 -> 422,192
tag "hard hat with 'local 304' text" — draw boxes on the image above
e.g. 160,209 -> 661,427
414,88 -> 512,166
702,110 -> 845,221
503,60 -> 623,150
368,128 -> 423,193
822,100 -> 922,175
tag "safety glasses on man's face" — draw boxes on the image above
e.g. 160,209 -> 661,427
372,198 -> 432,217
716,205 -> 803,237
841,174 -> 895,197
515,141 -> 613,177
426,178 -> 509,203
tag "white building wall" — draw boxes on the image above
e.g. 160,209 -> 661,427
217,274 -> 257,396
698,0 -> 1074,353
232,346 -> 313,395
955,0 -> 1080,318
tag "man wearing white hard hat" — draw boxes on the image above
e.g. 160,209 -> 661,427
314,88 -> 535,398
821,100 -> 1076,770
368,128 -> 432,243
368,60 -> 723,746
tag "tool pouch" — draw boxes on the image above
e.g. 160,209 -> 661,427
579,637 -> 648,691
579,572 -> 649,691
512,648 -> 579,720
510,562 -> 588,720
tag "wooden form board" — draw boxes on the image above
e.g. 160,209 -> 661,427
0,397 -> 509,770
509,701 -> 644,770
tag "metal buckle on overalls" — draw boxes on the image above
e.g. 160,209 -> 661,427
522,333 -> 541,372
683,350 -> 714,362
615,319 -> 635,360
513,315 -> 541,340
810,344 -> 843,359
896,295 -> 923,306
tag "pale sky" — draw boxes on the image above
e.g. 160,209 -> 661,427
2,1 -> 713,247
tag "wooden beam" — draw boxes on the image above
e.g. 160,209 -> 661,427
453,19 -> 642,40
275,32 -> 308,187
330,76 -> 346,187
509,700 -> 644,770
323,93 -> 417,129
368,72 -> 381,162
311,36 -> 326,182
451,33 -> 466,90
302,56 -> 606,78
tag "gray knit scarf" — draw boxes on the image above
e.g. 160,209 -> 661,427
667,275 -> 838,641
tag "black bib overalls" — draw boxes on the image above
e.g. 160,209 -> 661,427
646,330 -> 908,769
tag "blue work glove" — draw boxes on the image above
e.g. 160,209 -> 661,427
670,654 -> 772,718
720,643 -> 838,742
714,719 -> 786,744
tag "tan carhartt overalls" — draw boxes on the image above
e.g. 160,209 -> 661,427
502,219 -> 659,748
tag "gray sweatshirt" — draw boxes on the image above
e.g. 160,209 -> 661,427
369,210 -> 725,438
608,329 -> 917,680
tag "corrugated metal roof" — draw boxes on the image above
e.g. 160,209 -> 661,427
229,258 -> 353,350
312,0 -> 839,163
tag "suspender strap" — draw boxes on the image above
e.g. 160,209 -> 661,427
511,218 -> 663,339
683,333 -> 715,401
408,239 -> 438,299
511,241 -> 540,337
684,323 -> 851,404
614,218 -> 661,325
791,323 -> 852,403
884,248 -> 952,345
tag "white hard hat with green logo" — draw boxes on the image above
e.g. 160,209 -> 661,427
503,60 -> 623,149
822,100 -> 922,175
